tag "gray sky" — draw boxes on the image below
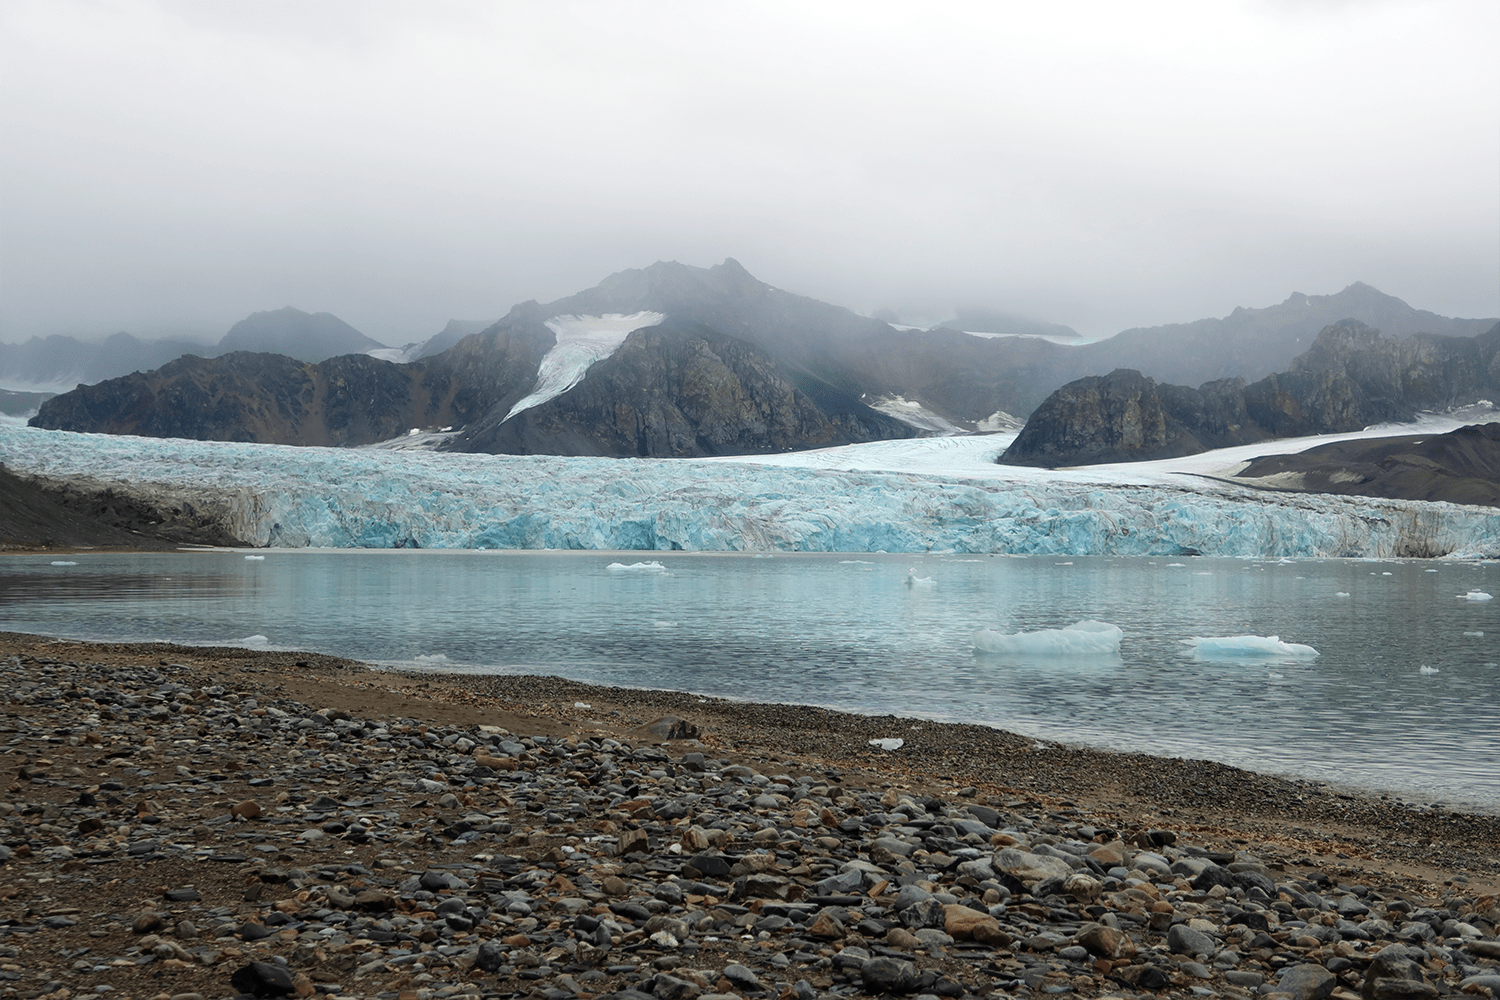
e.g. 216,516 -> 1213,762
2,0 -> 1497,346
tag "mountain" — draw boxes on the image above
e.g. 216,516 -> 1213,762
0,308 -> 400,390
29,274 -> 917,456
1000,320 -> 1500,467
216,307 -> 387,362
0,331 -> 213,391
24,260 -> 1500,456
1071,282 -> 1496,389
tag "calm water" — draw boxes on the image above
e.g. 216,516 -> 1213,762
2,550 -> 1497,811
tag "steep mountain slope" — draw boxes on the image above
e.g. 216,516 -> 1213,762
1000,320 -> 1500,467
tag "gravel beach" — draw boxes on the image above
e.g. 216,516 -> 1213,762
0,630 -> 1496,1000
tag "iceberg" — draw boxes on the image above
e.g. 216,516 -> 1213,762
973,620 -> 1124,656
4,424 -> 1500,559
1462,591 -> 1494,601
607,560 -> 668,573
1182,635 -> 1320,659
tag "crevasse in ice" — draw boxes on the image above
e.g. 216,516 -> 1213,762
4,425 -> 1500,559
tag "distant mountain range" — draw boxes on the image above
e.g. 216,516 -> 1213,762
0,308 -> 492,393
22,259 -> 1500,458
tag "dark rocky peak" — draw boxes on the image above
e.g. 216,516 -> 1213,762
217,307 -> 386,363
1289,319 -> 1390,373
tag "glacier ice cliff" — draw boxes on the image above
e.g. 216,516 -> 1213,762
3,425 -> 1499,558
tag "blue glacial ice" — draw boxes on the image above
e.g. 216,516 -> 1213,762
4,423 -> 1500,558
973,620 -> 1124,656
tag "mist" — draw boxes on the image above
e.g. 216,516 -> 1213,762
2,0 -> 1496,346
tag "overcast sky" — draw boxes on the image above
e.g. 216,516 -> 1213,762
2,0 -> 1496,345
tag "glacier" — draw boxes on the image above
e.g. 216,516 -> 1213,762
502,312 -> 664,422
3,421 -> 1500,558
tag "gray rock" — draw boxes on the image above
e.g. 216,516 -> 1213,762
1167,923 -> 1218,957
1277,964 -> 1336,1000
721,964 -> 767,992
862,956 -> 919,994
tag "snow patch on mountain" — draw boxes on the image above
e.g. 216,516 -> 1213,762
503,312 -> 665,423
863,395 -> 964,434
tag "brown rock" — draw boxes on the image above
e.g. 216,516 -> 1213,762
1088,840 -> 1128,867
617,829 -> 650,855
1076,923 -> 1138,960
230,800 -> 262,820
679,826 -> 710,851
133,911 -> 165,934
601,876 -> 631,897
943,903 -> 1007,944
807,912 -> 845,938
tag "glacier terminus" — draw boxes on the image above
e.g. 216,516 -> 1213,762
4,419 -> 1499,559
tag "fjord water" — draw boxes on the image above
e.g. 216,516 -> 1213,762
2,550 -> 1496,810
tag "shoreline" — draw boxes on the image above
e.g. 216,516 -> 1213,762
1,629 -> 1497,1000
6,630 -> 1498,889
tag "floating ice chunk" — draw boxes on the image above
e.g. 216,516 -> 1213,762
1464,631 -> 1485,637
839,559 -> 875,564
244,554 -> 265,561
1182,635 -> 1320,658
1166,563 -> 1186,567
1334,592 -> 1351,597
868,738 -> 904,751
237,635 -> 270,646
1425,568 -> 1439,573
973,619 -> 1124,656
1054,561 -> 1073,566
414,653 -> 448,663
1419,665 -> 1441,675
607,561 -> 667,573
904,568 -> 936,588
1462,591 -> 1494,601
49,560 -> 77,566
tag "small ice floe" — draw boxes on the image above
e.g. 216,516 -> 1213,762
839,559 -> 875,565
244,554 -> 265,561
1464,631 -> 1485,637
1054,561 -> 1073,566
973,620 -> 1123,656
237,635 -> 270,646
868,738 -> 904,751
1419,665 -> 1441,675
414,653 -> 448,663
607,560 -> 668,573
1182,635 -> 1320,658
1334,592 -> 1351,597
49,560 -> 77,566
1461,591 -> 1494,601
1166,563 -> 1185,567
1382,572 -> 1393,576
574,701 -> 591,709
904,568 -> 936,588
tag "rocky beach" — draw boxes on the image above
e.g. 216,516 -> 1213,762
0,631 -> 1497,1000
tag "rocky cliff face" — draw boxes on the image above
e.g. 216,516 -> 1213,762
1000,320 -> 1500,467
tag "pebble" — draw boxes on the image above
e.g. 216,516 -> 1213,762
0,651 -> 1496,1000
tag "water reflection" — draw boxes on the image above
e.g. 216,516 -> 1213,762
0,549 -> 1495,810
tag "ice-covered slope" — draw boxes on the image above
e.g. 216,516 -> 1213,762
4,422 -> 1498,557
502,312 -> 664,422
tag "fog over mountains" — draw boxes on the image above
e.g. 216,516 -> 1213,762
20,259 -> 1500,459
